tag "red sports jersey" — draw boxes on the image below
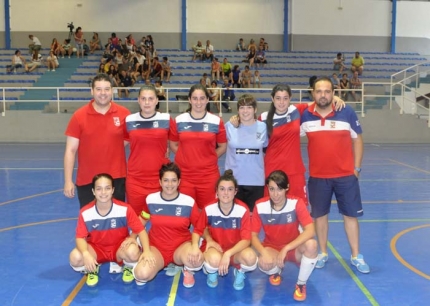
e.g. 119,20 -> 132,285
124,112 -> 174,181
76,200 -> 145,248
300,104 -> 362,178
144,192 -> 200,252
65,100 -> 130,185
169,112 -> 227,176
260,103 -> 307,177
194,199 -> 251,251
252,196 -> 313,250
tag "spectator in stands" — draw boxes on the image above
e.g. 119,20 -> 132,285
113,50 -> 123,66
98,63 -> 105,74
126,34 -> 135,49
108,65 -> 119,87
50,38 -> 61,55
6,50 -> 26,73
259,38 -> 269,51
192,41 -> 204,61
248,39 -> 257,51
244,46 -> 256,68
221,58 -> 232,80
118,55 -> 132,74
236,38 -> 246,51
204,40 -> 214,62
222,78 -> 234,112
74,27 -> 84,58
60,39 -> 73,58
231,65 -> 241,88
333,52 -> 346,73
140,59 -> 151,81
160,56 -> 172,83
241,65 -> 252,88
350,71 -> 362,102
202,73 -> 211,87
340,73 -> 349,100
253,70 -> 261,88
150,57 -> 163,80
211,57 -> 221,81
83,39 -> 90,56
24,52 -> 43,73
147,45 -> 157,64
331,73 -> 341,95
89,33 -> 101,54
132,51 -> 145,73
28,35 -> 42,57
118,70 -> 134,98
111,33 -> 119,48
209,80 -> 222,113
255,45 -> 268,68
307,75 -> 318,100
104,57 -> 114,74
145,35 -> 154,49
154,80 -> 165,110
351,52 -> 364,75
46,50 -> 59,72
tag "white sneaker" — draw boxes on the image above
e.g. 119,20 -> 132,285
52,69 -> 56,72
109,262 -> 123,274
164,263 -> 182,276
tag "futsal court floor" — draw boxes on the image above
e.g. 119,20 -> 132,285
0,143 -> 429,306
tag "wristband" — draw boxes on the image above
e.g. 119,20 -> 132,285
355,167 -> 361,173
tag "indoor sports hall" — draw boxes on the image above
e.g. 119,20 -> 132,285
1,0 -> 430,305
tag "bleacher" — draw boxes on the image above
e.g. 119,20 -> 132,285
0,48 -> 428,114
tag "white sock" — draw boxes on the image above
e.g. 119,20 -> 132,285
259,265 -> 281,276
132,266 -> 147,284
203,261 -> 218,274
297,255 -> 317,285
239,259 -> 258,273
123,260 -> 137,269
185,263 -> 203,272
70,264 -> 86,273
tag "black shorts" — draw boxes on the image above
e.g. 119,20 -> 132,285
76,177 -> 126,208
236,185 -> 264,212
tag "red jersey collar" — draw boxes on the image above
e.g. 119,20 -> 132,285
87,99 -> 117,115
308,102 -> 335,118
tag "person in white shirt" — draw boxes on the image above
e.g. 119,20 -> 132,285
46,50 -> 59,72
28,35 -> 42,57
204,40 -> 214,62
25,52 -> 43,73
7,50 -> 26,73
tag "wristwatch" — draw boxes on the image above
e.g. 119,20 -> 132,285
354,167 -> 361,173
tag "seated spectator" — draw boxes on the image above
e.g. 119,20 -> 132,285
204,40 -> 214,62
243,46 -> 256,68
98,63 -> 105,74
126,34 -> 135,51
211,58 -> 221,81
113,50 -> 123,66
148,44 -> 157,61
331,73 -> 341,95
351,51 -> 364,75
160,56 -> 172,83
150,57 -> 163,80
145,35 -> 154,49
155,80 -> 165,110
118,55 -> 132,74
141,59 -> 151,81
247,39 -> 257,51
104,57 -> 114,74
110,32 -> 120,48
108,65 -> 119,87
83,39 -> 90,56
350,71 -> 362,101
89,32 -> 101,54
132,51 -> 145,72
236,38 -> 246,51
209,80 -> 222,113
192,41 -> 204,61
231,65 -> 241,88
253,70 -> 261,88
24,52 -> 43,73
340,73 -> 349,100
59,39 -> 73,58
118,70 -> 134,98
202,73 -> 211,87
28,35 -> 42,57
259,38 -> 269,51
50,38 -> 61,56
241,65 -> 252,88
6,50 -> 26,73
221,78 -> 234,112
220,58 -> 232,80
255,45 -> 267,68
46,50 -> 59,72
333,52 -> 346,73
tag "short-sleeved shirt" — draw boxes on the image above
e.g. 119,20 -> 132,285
351,56 -> 364,67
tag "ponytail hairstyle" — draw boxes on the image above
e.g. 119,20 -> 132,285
266,84 -> 292,138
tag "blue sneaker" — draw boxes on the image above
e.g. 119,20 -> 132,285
233,268 -> 245,290
351,254 -> 370,274
207,272 -> 218,288
315,253 -> 328,269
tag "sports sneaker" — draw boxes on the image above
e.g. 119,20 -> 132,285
122,266 -> 134,284
52,69 -> 56,72
164,263 -> 182,276
86,265 -> 99,287
135,279 -> 147,286
315,253 -> 328,269
293,284 -> 307,301
182,268 -> 195,288
207,272 -> 218,288
269,273 -> 282,286
109,262 -> 123,273
351,254 -> 370,274
233,268 -> 246,290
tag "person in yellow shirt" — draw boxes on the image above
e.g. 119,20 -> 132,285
351,51 -> 364,75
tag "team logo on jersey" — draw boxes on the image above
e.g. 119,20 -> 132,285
286,114 -> 291,123
356,120 -> 361,127
203,124 -> 209,132
256,132 -> 262,140
111,219 -> 117,228
232,219 -> 237,229
330,121 -> 336,129
286,214 -> 292,223
175,207 -> 182,216
153,121 -> 159,128
113,117 -> 120,127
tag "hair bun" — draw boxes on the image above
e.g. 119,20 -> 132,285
224,169 -> 234,177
